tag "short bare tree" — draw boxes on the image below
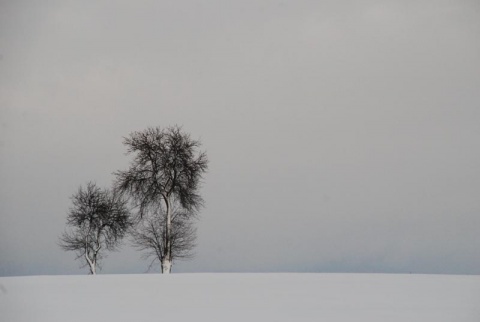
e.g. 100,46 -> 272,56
130,198 -> 197,272
59,182 -> 130,274
115,125 -> 208,273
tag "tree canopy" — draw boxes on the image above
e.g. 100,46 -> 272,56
59,182 -> 130,274
115,125 -> 208,273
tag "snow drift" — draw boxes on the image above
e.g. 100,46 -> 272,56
1,273 -> 479,322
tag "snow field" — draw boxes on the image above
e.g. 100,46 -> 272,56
1,273 -> 479,322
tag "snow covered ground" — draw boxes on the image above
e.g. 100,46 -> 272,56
1,273 -> 479,322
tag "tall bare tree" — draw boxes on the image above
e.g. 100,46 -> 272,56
130,197 -> 197,272
59,182 -> 130,274
115,125 -> 208,273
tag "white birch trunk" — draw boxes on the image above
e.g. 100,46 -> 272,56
161,259 -> 172,274
162,195 -> 172,274
85,252 -> 96,275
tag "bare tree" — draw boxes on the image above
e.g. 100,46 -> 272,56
115,125 -> 208,273
59,182 -> 130,274
130,198 -> 197,272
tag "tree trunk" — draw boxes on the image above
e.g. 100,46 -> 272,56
161,258 -> 172,274
162,195 -> 172,274
85,252 -> 96,275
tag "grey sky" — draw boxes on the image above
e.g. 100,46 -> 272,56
1,0 -> 479,276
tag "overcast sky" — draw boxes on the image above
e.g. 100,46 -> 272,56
1,0 -> 479,276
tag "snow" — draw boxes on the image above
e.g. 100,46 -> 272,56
1,273 -> 479,321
